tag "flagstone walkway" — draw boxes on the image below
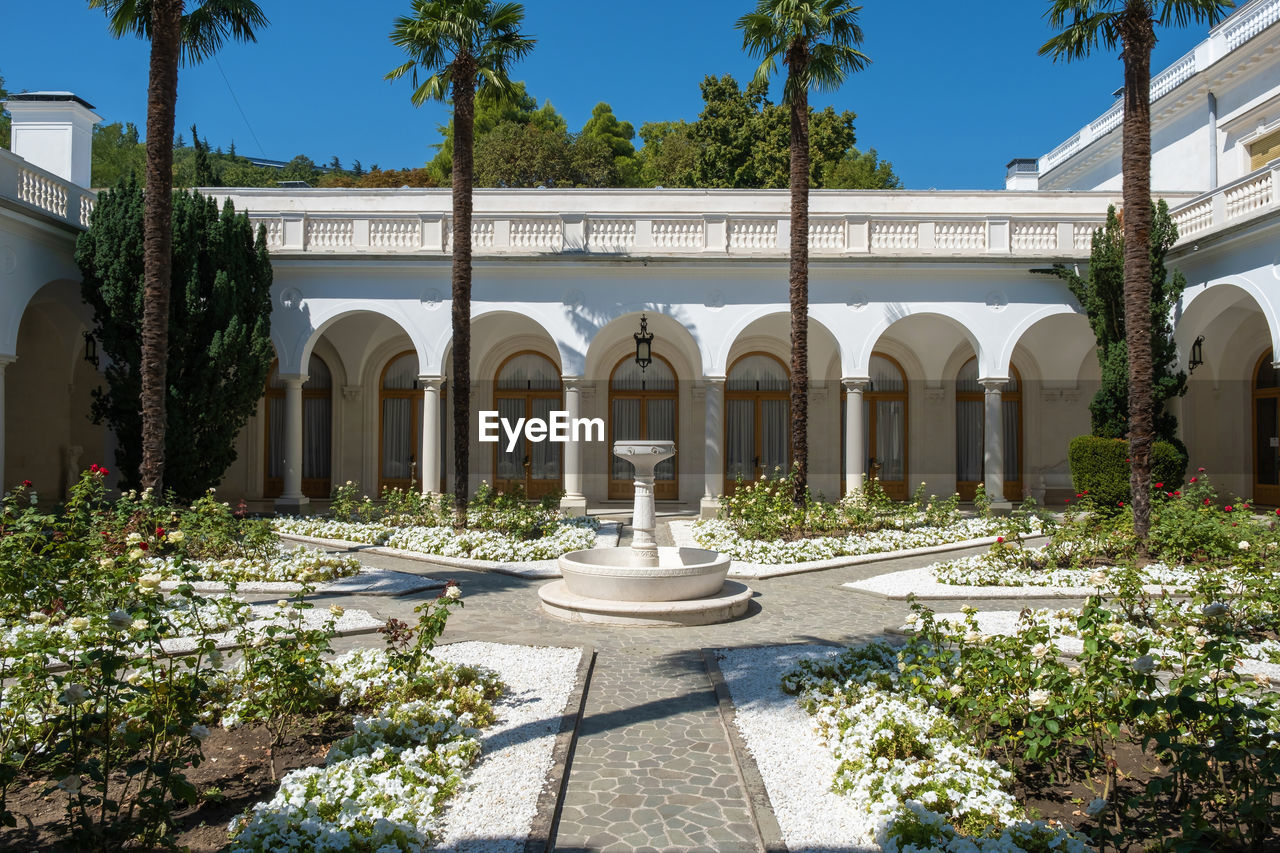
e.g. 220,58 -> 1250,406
316,517 -> 1042,852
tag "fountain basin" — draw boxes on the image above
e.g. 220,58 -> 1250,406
559,546 -> 730,601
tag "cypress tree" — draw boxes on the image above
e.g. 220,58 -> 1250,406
75,176 -> 275,500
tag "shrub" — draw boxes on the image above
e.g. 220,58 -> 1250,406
1068,435 -> 1186,511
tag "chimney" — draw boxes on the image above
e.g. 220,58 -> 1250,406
1005,158 -> 1040,191
4,92 -> 102,188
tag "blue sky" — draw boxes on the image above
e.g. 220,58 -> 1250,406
2,1 -> 1227,189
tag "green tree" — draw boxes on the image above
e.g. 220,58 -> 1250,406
426,80 -> 561,180
0,72 -> 10,151
388,0 -> 533,515
739,0 -> 870,501
581,101 -> 642,185
190,124 -> 218,186
1042,0 -> 1231,547
637,120 -> 698,187
1053,202 -> 1187,448
823,146 -> 901,189
89,0 -> 267,494
75,178 -> 274,500
91,121 -> 147,186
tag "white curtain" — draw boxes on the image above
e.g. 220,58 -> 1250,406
761,399 -> 788,475
726,399 -> 754,481
956,399 -> 983,483
302,397 -> 330,479
496,397 -> 526,480
648,398 -> 676,481
1003,400 -> 1020,483
612,398 -> 641,481
531,397 -> 561,480
877,400 -> 905,482
382,398 -> 414,480
267,396 -> 284,479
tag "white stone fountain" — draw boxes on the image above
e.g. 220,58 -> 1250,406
539,440 -> 753,626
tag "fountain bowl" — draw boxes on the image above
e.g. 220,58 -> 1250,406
558,546 -> 730,601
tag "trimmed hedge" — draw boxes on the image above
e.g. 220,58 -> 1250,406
1068,435 -> 1188,510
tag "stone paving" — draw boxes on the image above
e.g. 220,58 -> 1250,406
310,515 -> 1078,851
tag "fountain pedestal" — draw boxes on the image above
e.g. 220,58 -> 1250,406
538,440 -> 752,627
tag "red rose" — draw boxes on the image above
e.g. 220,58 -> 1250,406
1204,499 -> 1212,506
21,479 -> 32,488
138,542 -> 148,551
1118,501 -> 1124,507
1190,477 -> 1198,483
156,527 -> 165,537
996,536 -> 1004,543
1065,498 -> 1071,504
1225,505 -> 1233,512
1198,467 -> 1205,473
1174,491 -> 1181,497
1155,482 -> 1163,489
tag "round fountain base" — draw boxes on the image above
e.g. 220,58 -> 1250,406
538,579 -> 753,627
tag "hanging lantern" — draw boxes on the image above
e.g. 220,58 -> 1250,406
634,313 -> 654,372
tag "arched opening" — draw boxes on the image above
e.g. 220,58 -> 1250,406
609,354 -> 678,500
867,353 -> 908,500
1254,351 -> 1280,505
379,351 -> 421,492
494,351 -> 563,498
955,358 -> 1023,501
725,352 -> 790,491
264,354 -> 332,499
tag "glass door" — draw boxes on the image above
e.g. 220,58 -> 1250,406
725,353 -> 790,492
609,357 -> 678,499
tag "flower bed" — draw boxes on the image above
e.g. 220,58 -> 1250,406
693,516 -> 1039,564
226,647 -> 503,852
782,643 -> 1087,852
142,544 -> 362,584
275,516 -> 600,562
931,548 -> 1201,589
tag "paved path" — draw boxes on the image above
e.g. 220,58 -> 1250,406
317,516 -> 1045,851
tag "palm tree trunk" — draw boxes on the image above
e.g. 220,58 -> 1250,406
139,0 -> 184,492
451,62 -> 477,522
1121,19 -> 1156,550
788,53 -> 810,505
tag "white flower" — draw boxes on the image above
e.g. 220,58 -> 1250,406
98,557 -> 113,569
1238,540 -> 1251,550
107,610 -> 131,630
189,724 -> 211,741
1028,689 -> 1051,710
963,631 -> 983,646
1069,665 -> 1082,677
1131,655 -> 1157,675
28,611 -> 49,625
67,617 -> 90,632
1089,570 -> 1108,587
904,613 -> 919,627
1186,625 -> 1200,637
1031,642 -> 1051,660
1109,629 -> 1126,643
167,529 -> 185,544
1203,602 -> 1229,618
130,619 -> 148,632
129,548 -> 144,562
137,574 -> 162,590
126,532 -> 143,544
59,683 -> 90,705
1194,635 -> 1208,649
1254,673 -> 1270,687
329,605 -> 345,618
1085,797 -> 1107,817
276,599 -> 290,609
949,684 -> 964,697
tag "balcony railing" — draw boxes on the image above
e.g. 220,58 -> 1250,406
1169,162 -> 1280,242
0,148 -> 96,230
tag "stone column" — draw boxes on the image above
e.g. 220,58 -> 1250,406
419,375 -> 443,495
981,378 -> 1008,506
843,378 -> 870,497
699,378 -> 725,517
0,355 -> 12,494
560,377 -> 588,515
275,373 -> 310,514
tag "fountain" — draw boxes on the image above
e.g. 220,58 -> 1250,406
539,440 -> 753,626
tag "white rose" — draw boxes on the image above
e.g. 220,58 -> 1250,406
1089,570 -> 1107,587
276,599 -> 290,609
1131,655 -> 1157,675
1031,643 -> 1050,660
328,605 -> 345,618
1109,629 -> 1126,644
167,530 -> 185,544
129,548 -> 145,562
445,585 -> 462,601
68,617 -> 90,632
949,684 -> 964,697
130,619 -> 148,632
137,574 -> 162,590
28,611 -> 49,625
1238,540 -> 1251,550
964,631 -> 983,646
1194,635 -> 1208,650
1028,689 -> 1051,710
126,532 -> 142,544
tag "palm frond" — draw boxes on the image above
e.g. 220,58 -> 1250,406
88,0 -> 266,64
1040,5 -> 1121,60
1156,0 -> 1233,29
736,0 -> 868,103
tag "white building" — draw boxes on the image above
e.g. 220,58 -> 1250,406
4,0 -> 1280,512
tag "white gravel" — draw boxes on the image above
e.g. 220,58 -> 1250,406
715,645 -> 879,852
844,566 -> 1173,599
429,641 -> 583,852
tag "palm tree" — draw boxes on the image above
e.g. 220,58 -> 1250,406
90,0 -> 267,493
1041,0 -> 1230,548
738,0 -> 869,504
387,0 -> 533,517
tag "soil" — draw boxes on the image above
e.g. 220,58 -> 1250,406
0,713 -> 352,853
1011,740 -> 1280,851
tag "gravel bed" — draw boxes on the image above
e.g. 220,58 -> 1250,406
159,566 -> 443,596
715,645 -> 878,852
926,610 -> 1280,686
844,566 -> 1173,600
429,641 -> 583,852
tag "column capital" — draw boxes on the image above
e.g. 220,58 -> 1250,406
278,373 -> 308,388
842,377 -> 870,393
0,354 -> 16,367
979,377 -> 1008,393
417,374 -> 444,392
561,375 -> 589,391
